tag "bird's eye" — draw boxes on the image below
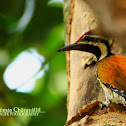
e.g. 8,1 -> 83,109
84,36 -> 88,40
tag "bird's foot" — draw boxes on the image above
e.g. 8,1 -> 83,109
99,100 -> 110,109
81,53 -> 97,68
65,100 -> 99,126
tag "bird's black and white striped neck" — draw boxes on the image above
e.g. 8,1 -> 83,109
78,34 -> 113,61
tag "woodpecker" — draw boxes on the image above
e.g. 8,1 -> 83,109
57,31 -> 126,106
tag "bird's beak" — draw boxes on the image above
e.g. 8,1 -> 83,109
57,42 -> 80,52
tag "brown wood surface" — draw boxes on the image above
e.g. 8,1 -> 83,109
65,0 -> 105,121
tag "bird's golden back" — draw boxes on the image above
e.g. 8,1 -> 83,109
97,55 -> 126,92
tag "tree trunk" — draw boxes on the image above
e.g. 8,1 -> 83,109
63,0 -> 126,126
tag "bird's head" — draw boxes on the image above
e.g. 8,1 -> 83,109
57,31 -> 112,61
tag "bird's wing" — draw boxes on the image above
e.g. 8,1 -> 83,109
97,55 -> 126,92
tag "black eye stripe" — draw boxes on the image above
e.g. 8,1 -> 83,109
79,36 -> 112,57
77,44 -> 101,60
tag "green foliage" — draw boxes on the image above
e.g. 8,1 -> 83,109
0,0 -> 66,126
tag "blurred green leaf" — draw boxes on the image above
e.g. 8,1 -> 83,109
0,0 -> 67,126
48,0 -> 63,8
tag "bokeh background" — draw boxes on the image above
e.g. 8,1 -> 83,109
0,0 -> 67,125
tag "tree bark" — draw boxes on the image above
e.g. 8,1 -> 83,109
63,0 -> 126,125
